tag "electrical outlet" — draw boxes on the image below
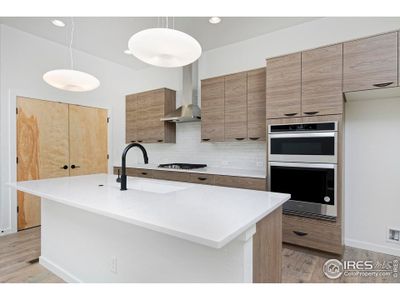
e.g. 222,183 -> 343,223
387,228 -> 400,243
111,256 -> 117,273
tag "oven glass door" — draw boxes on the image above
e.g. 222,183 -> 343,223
269,132 -> 336,163
270,164 -> 335,205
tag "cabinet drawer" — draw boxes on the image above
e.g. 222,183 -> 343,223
113,167 -> 138,177
214,175 -> 266,190
134,168 -> 154,178
152,170 -> 191,182
283,214 -> 342,254
189,173 -> 215,185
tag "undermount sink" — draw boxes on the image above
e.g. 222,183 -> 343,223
112,179 -> 188,194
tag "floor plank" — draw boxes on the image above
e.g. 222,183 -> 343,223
1,227 -> 399,283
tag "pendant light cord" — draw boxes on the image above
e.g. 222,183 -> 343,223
69,17 -> 75,70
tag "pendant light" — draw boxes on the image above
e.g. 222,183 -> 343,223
128,17 -> 202,68
43,18 -> 100,92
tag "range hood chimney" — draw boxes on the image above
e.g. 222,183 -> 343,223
160,62 -> 201,123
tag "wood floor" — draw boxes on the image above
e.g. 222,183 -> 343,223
0,227 -> 399,283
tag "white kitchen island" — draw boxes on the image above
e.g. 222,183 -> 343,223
10,174 -> 289,283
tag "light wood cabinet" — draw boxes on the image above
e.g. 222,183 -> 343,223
126,88 -> 176,144
201,76 -> 225,142
301,44 -> 343,116
343,32 -> 398,92
201,67 -> 266,142
247,68 -> 266,141
266,53 -> 301,119
283,214 -> 342,254
224,72 -> 248,141
214,175 -> 266,191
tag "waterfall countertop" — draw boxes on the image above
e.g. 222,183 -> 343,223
10,174 -> 289,249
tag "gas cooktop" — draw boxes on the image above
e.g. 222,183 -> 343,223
158,163 -> 207,170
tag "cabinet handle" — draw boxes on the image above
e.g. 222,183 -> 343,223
141,172 -> 148,175
130,140 -> 136,143
137,140 -> 143,143
303,111 -> 319,115
197,177 -> 207,181
157,140 -> 163,143
71,164 -> 80,169
293,230 -> 308,237
373,82 -> 394,88
249,137 -> 260,141
202,138 -> 210,142
284,113 -> 297,117
235,138 -> 245,141
60,165 -> 69,170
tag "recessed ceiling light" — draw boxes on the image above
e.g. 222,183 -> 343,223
124,49 -> 132,55
209,17 -> 221,24
51,19 -> 65,27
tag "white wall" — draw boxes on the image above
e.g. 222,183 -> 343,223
345,98 -> 400,256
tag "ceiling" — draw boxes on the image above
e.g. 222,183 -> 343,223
0,17 -> 319,70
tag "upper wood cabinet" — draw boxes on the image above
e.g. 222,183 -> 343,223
201,76 -> 225,142
201,67 -> 266,142
343,32 -> 398,92
266,53 -> 301,119
126,88 -> 176,144
224,72 -> 248,141
247,68 -> 266,141
301,44 -> 343,116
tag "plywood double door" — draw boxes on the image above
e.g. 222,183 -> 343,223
17,97 -> 109,230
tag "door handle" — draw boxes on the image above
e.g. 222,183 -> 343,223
60,165 -> 68,170
284,113 -> 297,117
373,82 -> 393,88
293,230 -> 308,237
303,111 -> 319,115
71,164 -> 80,169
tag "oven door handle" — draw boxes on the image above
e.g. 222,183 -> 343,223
269,132 -> 335,139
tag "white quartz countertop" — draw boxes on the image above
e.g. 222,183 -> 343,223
9,174 -> 289,248
120,163 -> 266,179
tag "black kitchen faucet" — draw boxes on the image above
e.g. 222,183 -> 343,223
118,143 -> 148,191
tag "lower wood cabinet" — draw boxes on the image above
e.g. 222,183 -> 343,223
283,214 -> 343,254
214,175 -> 266,191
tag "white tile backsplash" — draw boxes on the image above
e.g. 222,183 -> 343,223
122,122 -> 266,171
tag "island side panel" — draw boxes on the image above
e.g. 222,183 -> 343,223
253,206 -> 282,283
40,199 -> 255,283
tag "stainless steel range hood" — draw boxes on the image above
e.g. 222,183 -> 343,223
160,62 -> 201,123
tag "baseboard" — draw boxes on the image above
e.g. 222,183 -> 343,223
345,238 -> 400,257
39,256 -> 81,283
0,228 -> 16,236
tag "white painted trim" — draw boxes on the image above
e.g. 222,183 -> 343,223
0,227 -> 14,236
39,256 -> 81,283
345,238 -> 400,257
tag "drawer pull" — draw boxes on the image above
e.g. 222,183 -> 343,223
157,140 -> 163,143
141,172 -> 148,175
235,138 -> 245,141
130,140 -> 136,143
293,230 -> 308,236
137,140 -> 143,143
249,137 -> 260,141
197,177 -> 207,181
303,111 -> 319,115
373,82 -> 393,88
284,113 -> 297,117
202,138 -> 210,142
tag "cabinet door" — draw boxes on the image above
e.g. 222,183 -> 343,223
17,97 -> 70,230
69,105 -> 108,176
144,90 -> 165,142
247,68 -> 266,141
302,44 -> 343,116
266,53 -> 301,119
224,72 -> 248,141
201,77 -> 225,142
343,32 -> 398,92
126,94 -> 138,143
